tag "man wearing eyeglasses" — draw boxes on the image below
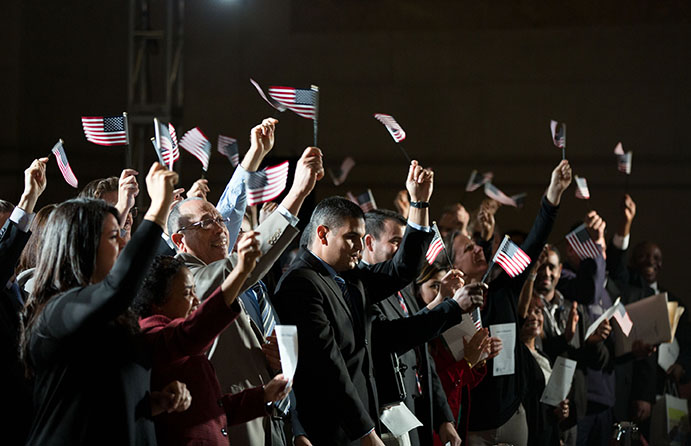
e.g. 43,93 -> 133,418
168,118 -> 324,446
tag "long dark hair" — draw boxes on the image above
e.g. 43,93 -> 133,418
20,198 -> 119,376
15,204 -> 57,274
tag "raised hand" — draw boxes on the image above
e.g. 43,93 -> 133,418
405,160 -> 434,203
144,162 -> 179,228
477,203 -> 496,242
262,335 -> 282,371
251,118 -> 278,158
282,147 -> 324,216
463,328 -> 491,368
259,201 -> 278,224
545,159 -> 573,206
584,210 -> 606,249
186,179 -> 209,200
235,231 -> 261,275
587,318 -> 612,344
564,301 -> 579,342
393,190 -> 410,219
554,399 -> 570,422
487,336 -> 503,360
619,194 -> 637,237
19,157 -> 49,213
453,282 -> 487,313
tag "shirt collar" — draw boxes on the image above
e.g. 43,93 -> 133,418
308,249 -> 340,278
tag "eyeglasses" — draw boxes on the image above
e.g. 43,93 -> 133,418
177,216 -> 230,233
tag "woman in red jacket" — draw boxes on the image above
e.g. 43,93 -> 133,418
413,263 -> 502,446
133,232 -> 290,446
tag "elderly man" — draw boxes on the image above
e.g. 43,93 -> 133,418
272,161 -> 435,446
169,118 -> 324,446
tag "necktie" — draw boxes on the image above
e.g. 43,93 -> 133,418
397,291 -> 409,317
334,275 -> 362,329
252,282 -> 290,415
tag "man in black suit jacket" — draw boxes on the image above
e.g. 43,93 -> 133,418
1,157 -> 48,446
273,161 -> 434,446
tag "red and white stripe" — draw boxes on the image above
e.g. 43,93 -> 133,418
374,113 -> 406,143
81,116 -> 127,146
247,161 -> 290,206
574,176 -> 590,200
51,140 -> 78,188
565,224 -> 601,260
179,127 -> 211,170
493,237 -> 531,277
268,86 -> 317,119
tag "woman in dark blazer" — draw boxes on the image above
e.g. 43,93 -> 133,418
20,163 -> 180,445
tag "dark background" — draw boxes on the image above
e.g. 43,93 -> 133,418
2,1 -> 690,304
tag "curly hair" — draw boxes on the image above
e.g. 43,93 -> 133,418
131,256 -> 187,318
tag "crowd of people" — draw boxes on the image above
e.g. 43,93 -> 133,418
2,117 -> 688,446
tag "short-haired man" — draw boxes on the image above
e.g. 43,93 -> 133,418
170,118 -> 324,446
363,209 -> 472,446
272,161 -> 435,446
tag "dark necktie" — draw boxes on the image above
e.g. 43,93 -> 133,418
334,275 -> 362,330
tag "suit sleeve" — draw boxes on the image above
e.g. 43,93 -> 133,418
373,299 -> 463,355
30,221 -> 162,365
274,272 -> 376,440
358,226 -> 433,305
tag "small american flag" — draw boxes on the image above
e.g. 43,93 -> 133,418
574,176 -> 590,199
169,123 -> 178,149
218,135 -> 239,167
154,118 -> 179,169
51,139 -> 78,188
247,161 -> 290,206
330,156 -> 356,186
613,301 -> 633,336
565,223 -> 601,260
373,114 -> 406,143
268,86 -> 318,120
81,114 -> 128,146
465,170 -> 493,192
614,143 -> 632,174
356,189 -> 377,213
179,127 -> 212,171
510,193 -> 527,209
550,120 -> 566,149
492,236 -> 531,278
425,223 -> 446,264
484,182 -> 518,208
471,308 -> 483,330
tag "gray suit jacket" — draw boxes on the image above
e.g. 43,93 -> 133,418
176,210 -> 299,446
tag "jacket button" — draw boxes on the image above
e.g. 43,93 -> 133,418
221,428 -> 228,436
364,339 -> 368,345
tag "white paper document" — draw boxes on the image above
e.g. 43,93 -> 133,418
614,293 -> 672,356
380,402 -> 423,437
275,325 -> 298,382
658,338 -> 680,372
585,297 -> 622,341
441,314 -> 479,361
490,323 -> 516,377
540,356 -> 577,406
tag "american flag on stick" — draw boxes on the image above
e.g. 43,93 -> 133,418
247,161 -> 290,206
355,189 -> 377,213
565,223 -> 601,260
574,176 -> 590,199
268,86 -> 318,120
484,183 -> 518,207
492,236 -> 531,278
330,157 -> 356,186
466,170 -> 493,192
550,120 -> 566,149
250,78 -> 288,112
154,118 -> 179,170
218,135 -> 239,167
425,223 -> 446,265
81,114 -> 128,146
179,127 -> 212,171
51,139 -> 78,188
614,142 -> 632,174
374,114 -> 407,143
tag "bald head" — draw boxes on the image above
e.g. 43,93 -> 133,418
169,198 -> 229,264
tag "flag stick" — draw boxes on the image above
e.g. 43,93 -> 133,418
201,169 -> 206,180
150,137 -> 166,167
313,119 -> 318,147
624,174 -> 629,194
561,147 -> 566,161
311,85 -> 319,147
46,138 -> 64,159
396,143 -> 412,163
123,112 -> 132,167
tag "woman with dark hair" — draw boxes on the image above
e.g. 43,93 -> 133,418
133,244 -> 290,446
20,163 -> 181,445
413,263 -> 501,446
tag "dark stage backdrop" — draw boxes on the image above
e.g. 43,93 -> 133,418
2,0 -> 691,305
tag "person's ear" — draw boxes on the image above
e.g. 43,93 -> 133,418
171,232 -> 185,251
316,225 -> 329,246
364,234 -> 375,252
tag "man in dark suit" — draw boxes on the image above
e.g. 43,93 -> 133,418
1,157 -> 48,446
273,161 -> 434,446
363,209 -> 464,446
